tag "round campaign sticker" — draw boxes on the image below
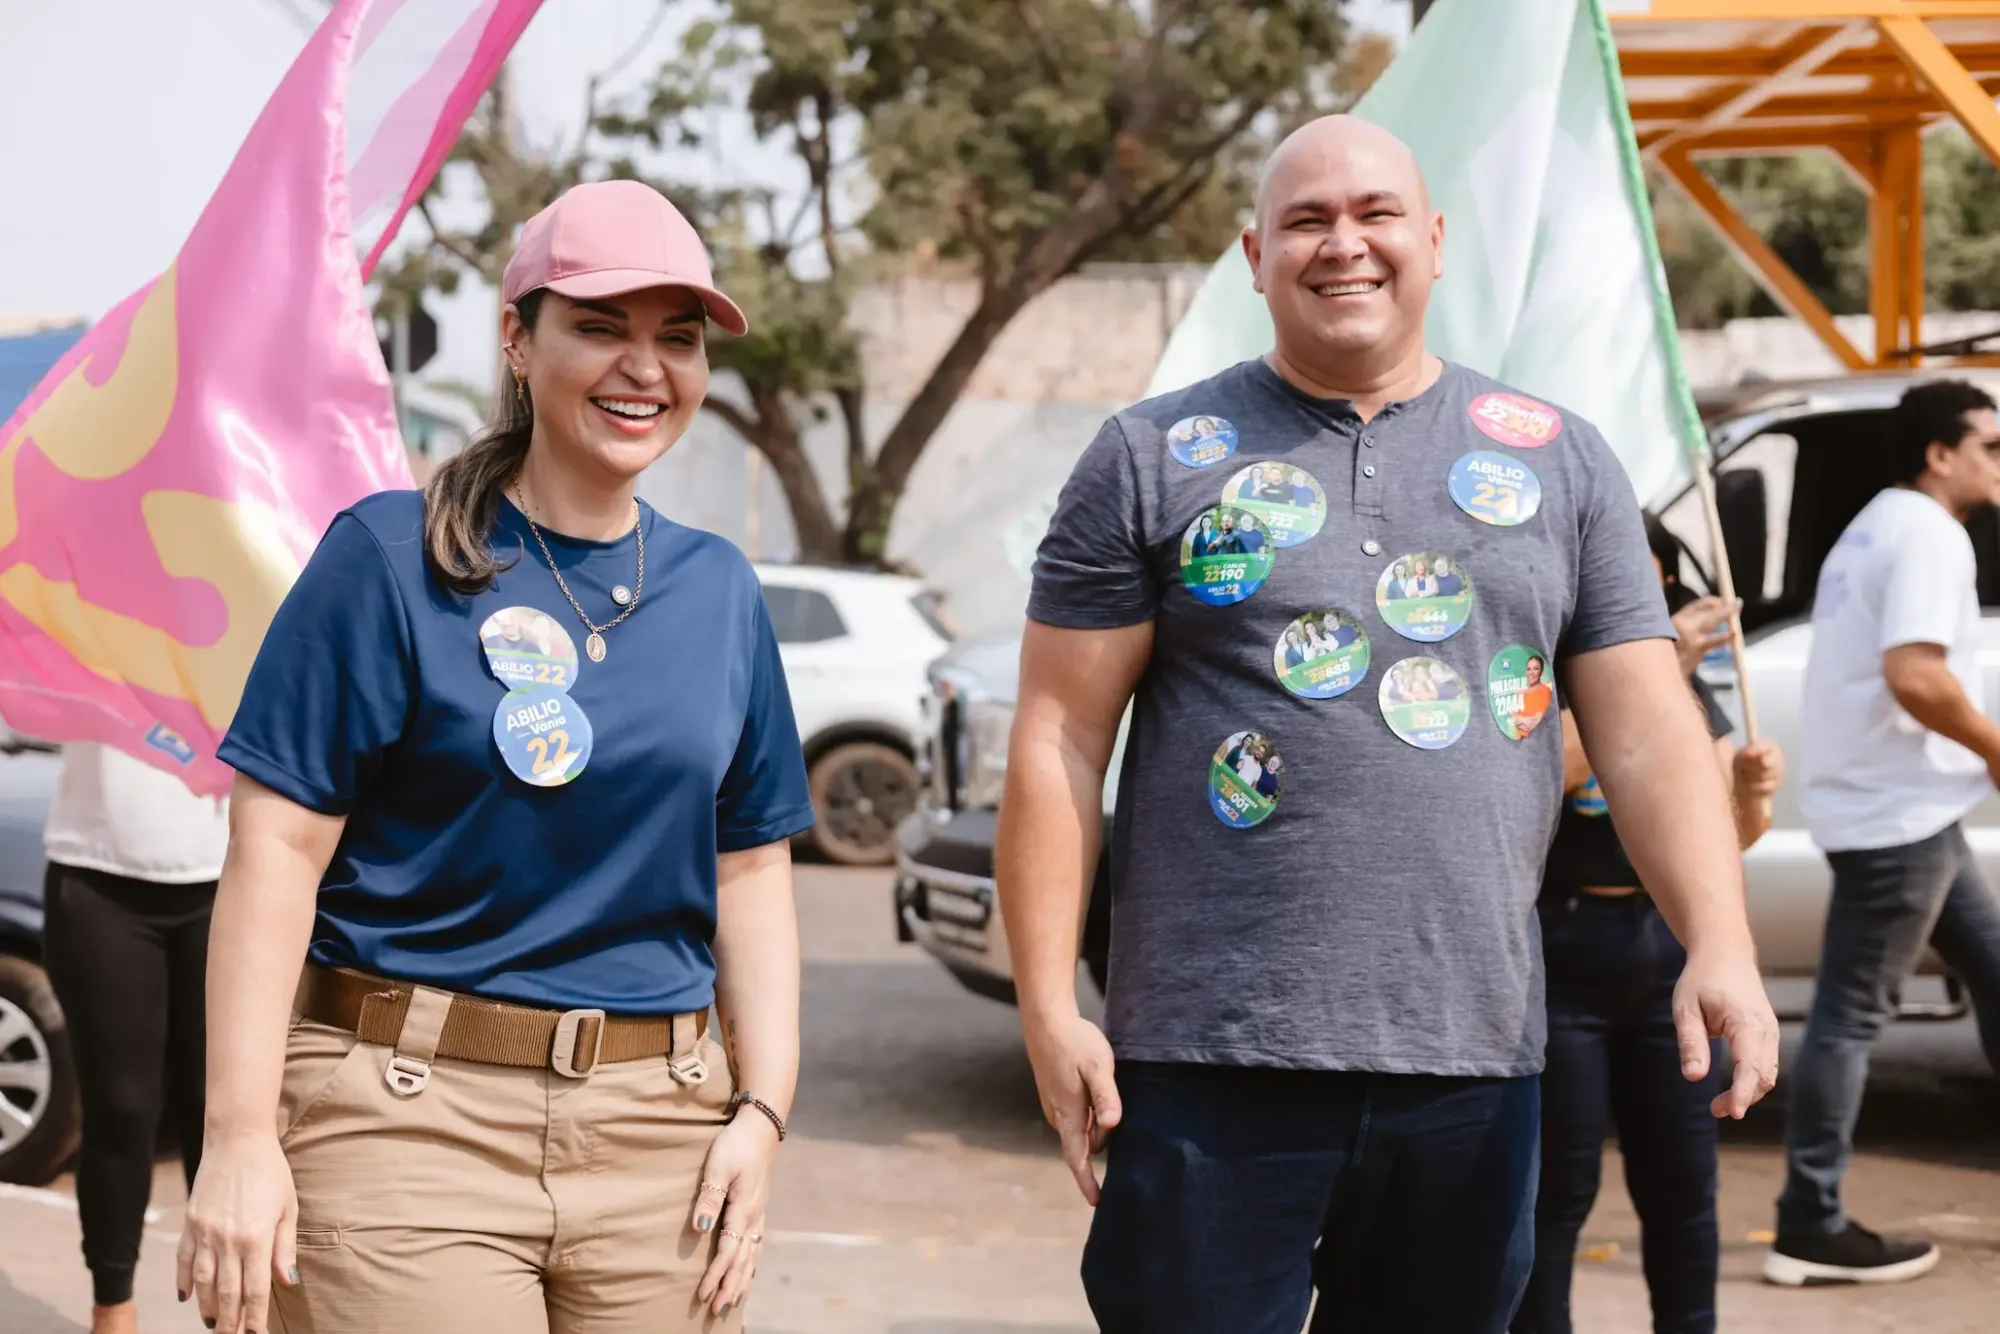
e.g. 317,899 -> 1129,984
479,606 -> 580,691
1448,451 -> 1544,527
1180,506 -> 1275,606
1489,644 -> 1556,741
1209,730 -> 1284,829
1378,657 -> 1472,751
492,684 -> 594,787
1223,462 -> 1327,548
1273,610 -> 1370,700
1568,774 -> 1608,818
1375,553 -> 1475,643
1470,391 -> 1563,449
1166,415 -> 1240,470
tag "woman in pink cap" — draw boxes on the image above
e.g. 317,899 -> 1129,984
178,179 -> 812,1333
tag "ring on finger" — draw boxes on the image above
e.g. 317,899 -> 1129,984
698,1181 -> 727,1198
720,1227 -> 745,1240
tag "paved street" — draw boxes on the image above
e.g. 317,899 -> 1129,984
3,864 -> 1998,1332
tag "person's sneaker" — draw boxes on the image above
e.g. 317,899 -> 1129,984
1763,1222 -> 1941,1286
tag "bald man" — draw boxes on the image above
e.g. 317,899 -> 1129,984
997,115 -> 1778,1333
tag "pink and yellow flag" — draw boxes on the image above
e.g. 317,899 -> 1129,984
0,0 -> 548,795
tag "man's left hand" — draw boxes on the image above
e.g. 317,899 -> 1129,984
1672,944 -> 1779,1119
1732,741 -> 1785,800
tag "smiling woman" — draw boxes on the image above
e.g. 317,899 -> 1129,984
178,180 -> 810,1334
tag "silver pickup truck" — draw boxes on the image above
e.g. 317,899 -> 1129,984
893,370 -> 2000,1042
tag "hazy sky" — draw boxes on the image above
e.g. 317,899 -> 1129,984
0,0 -> 1410,387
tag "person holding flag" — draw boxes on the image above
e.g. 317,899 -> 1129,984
998,111 -> 1779,1334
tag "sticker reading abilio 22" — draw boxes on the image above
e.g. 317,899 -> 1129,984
1448,451 -> 1543,527
493,684 -> 594,787
1166,415 -> 1239,469
1470,392 -> 1562,448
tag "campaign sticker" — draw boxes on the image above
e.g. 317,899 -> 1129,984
479,606 -> 580,690
1448,451 -> 1543,527
1274,610 -> 1370,700
1209,730 -> 1284,828
1489,643 -> 1556,741
1470,391 -> 1563,449
1378,657 -> 1472,751
143,724 -> 196,766
1568,774 -> 1608,818
1224,462 -> 1327,548
1375,553 -> 1475,643
1180,506 -> 1275,606
492,684 -> 594,787
1166,415 -> 1240,470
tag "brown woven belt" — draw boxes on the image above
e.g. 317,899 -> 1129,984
296,964 -> 707,1078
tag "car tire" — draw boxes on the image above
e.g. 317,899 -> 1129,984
0,954 -> 80,1187
808,741 -> 921,868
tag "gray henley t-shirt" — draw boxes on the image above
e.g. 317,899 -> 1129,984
1028,358 -> 1673,1077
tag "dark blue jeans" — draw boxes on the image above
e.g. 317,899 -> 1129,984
1778,823 -> 2000,1237
1513,892 -> 1723,1334
1081,1062 -> 1539,1334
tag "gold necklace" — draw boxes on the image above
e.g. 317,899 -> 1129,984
511,483 -> 644,662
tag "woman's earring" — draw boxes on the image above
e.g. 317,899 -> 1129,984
514,372 -> 526,405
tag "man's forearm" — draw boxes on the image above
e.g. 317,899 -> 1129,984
1894,672 -> 2000,765
996,734 -> 1105,1023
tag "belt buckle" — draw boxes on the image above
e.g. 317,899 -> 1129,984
551,1008 -> 607,1079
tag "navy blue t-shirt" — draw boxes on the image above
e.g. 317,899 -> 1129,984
218,490 -> 815,1014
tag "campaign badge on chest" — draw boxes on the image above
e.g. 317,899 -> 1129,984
1448,451 -> 1543,527
479,606 -> 580,690
1209,730 -> 1283,828
1470,392 -> 1562,449
1166,415 -> 1240,469
1378,657 -> 1471,751
1489,644 -> 1556,741
1179,506 -> 1275,606
1273,610 -> 1370,700
1224,462 -> 1327,548
493,684 -> 594,787
1375,553 -> 1474,643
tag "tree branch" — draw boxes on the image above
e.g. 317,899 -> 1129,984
1010,0 -> 1070,91
418,198 -> 487,273
812,91 -> 842,275
700,394 -> 763,443
572,0 -> 673,162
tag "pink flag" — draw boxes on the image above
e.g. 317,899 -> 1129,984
0,0 -> 548,795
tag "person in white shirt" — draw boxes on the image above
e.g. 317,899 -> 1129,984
1772,379 -> 2000,1289
40,741 -> 229,1334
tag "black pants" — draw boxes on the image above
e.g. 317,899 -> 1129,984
1514,892 -> 1724,1334
1081,1061 -> 1540,1334
43,862 -> 215,1307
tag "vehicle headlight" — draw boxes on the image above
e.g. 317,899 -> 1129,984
960,695 -> 1015,811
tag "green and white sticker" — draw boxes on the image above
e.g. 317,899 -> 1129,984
1274,610 -> 1370,700
1180,506 -> 1275,606
1489,644 -> 1556,741
1223,462 -> 1327,548
1378,657 -> 1472,751
1375,553 -> 1475,643
1209,730 -> 1283,828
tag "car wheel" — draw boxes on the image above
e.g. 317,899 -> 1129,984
809,741 -> 920,867
0,954 -> 80,1186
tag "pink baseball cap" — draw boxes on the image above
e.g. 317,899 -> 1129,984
501,179 -> 748,336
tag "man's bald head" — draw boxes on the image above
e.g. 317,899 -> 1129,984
1253,115 -> 1431,229
1241,113 -> 1444,387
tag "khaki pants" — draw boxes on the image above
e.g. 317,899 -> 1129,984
270,991 -> 741,1333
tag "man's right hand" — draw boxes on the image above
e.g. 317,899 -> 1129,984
1022,1010 -> 1122,1205
1670,596 -> 1738,678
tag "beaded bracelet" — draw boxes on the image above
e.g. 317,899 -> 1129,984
730,1091 -> 788,1141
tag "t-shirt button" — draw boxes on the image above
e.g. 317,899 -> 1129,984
1363,464 -> 1377,478
1362,538 -> 1382,557
1361,436 -> 1375,447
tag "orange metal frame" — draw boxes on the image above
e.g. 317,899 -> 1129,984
1611,2 -> 2000,368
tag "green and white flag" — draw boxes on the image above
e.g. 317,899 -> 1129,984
1147,0 -> 1700,502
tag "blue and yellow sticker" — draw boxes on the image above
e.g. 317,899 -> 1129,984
480,606 -> 580,690
1224,462 -> 1326,548
1166,415 -> 1240,469
1378,656 -> 1471,750
1210,730 -> 1283,828
492,684 -> 593,787
1274,610 -> 1369,700
1180,505 -> 1275,606
1448,451 -> 1543,527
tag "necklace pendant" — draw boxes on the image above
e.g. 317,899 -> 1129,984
586,632 -> 607,663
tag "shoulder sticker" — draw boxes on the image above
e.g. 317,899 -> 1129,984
1166,415 -> 1240,469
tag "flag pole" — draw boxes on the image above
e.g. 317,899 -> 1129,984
1589,0 -> 1760,744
